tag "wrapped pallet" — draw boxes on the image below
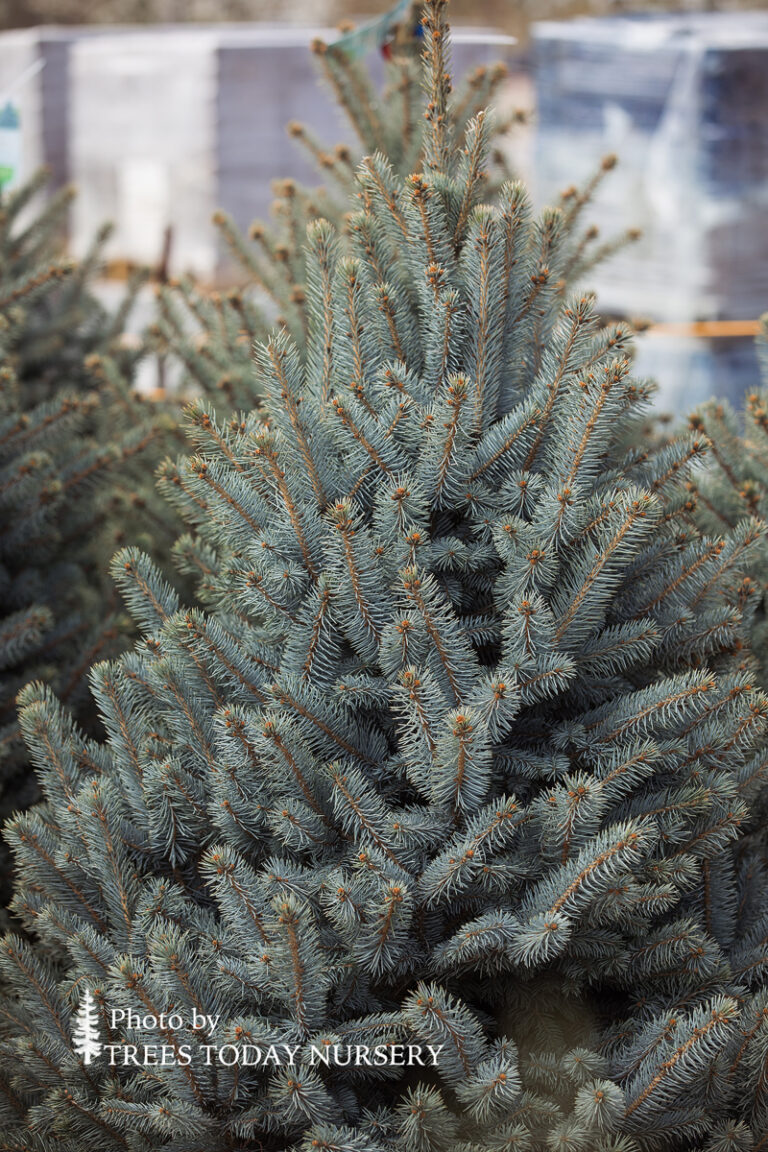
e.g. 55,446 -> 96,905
533,13 -> 768,324
533,12 -> 768,410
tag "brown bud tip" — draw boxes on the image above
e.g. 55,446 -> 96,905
212,210 -> 226,225
287,120 -> 304,137
336,19 -> 355,33
601,153 -> 618,170
627,227 -> 642,241
249,223 -> 264,240
310,37 -> 327,55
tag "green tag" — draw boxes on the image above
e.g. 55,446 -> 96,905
330,0 -> 413,59
0,164 -> 14,187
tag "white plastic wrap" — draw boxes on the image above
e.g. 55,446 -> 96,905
533,13 -> 768,324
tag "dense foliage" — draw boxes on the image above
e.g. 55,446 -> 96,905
0,174 -> 179,913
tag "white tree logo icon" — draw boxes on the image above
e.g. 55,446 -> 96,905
72,989 -> 102,1065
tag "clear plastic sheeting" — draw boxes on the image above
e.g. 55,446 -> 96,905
533,13 -> 768,325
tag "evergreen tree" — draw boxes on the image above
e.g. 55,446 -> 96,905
3,5 -> 767,1148
688,315 -> 768,685
0,173 -> 181,914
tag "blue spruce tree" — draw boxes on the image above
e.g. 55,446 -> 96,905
2,4 -> 767,1148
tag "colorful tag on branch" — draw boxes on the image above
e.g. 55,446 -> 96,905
329,0 -> 420,61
